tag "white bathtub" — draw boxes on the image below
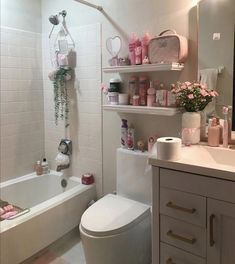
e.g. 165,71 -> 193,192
0,171 -> 96,264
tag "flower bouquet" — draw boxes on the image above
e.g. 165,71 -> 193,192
171,81 -> 218,112
172,81 -> 218,145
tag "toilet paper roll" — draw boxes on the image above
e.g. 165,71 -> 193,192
157,137 -> 182,161
55,153 -> 70,166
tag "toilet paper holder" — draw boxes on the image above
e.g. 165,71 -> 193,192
58,139 -> 72,155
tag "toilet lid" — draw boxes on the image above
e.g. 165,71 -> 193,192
80,194 -> 150,237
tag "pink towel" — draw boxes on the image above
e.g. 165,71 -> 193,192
1,210 -> 18,220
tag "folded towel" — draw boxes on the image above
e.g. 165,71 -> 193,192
0,207 -> 4,216
199,68 -> 218,90
3,204 -> 14,213
1,210 -> 18,220
0,199 -> 9,208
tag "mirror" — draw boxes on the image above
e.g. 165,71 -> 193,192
198,0 -> 235,130
106,36 -> 122,58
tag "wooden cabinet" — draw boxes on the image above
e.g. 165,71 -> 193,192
207,199 -> 235,264
152,167 -> 235,264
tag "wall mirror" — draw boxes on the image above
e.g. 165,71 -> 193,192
198,0 -> 235,130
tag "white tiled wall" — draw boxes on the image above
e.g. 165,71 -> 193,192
42,24 -> 102,197
0,27 -> 44,182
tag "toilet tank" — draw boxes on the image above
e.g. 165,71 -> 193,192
116,148 -> 152,205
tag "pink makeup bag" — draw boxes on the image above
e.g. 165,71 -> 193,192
148,29 -> 188,64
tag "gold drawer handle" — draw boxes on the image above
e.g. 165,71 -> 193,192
166,201 -> 196,214
209,214 -> 215,247
167,230 -> 196,245
166,258 -> 176,264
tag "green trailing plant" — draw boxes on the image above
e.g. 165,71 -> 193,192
53,67 -> 72,125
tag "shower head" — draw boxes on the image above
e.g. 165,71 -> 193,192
49,10 -> 66,25
49,15 -> 59,25
48,10 -> 67,39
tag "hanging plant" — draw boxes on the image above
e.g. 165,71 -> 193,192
49,67 -> 72,125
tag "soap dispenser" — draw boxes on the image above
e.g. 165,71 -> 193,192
208,117 -> 220,147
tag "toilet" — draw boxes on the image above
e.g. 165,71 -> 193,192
79,148 -> 152,264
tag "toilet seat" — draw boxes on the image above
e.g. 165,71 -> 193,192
80,194 -> 150,237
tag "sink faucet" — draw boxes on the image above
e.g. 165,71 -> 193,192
56,164 -> 70,172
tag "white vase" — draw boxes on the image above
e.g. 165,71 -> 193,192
181,112 -> 201,145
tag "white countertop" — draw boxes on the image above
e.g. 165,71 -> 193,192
149,144 -> 235,182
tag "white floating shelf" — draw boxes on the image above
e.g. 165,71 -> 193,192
103,63 -> 184,73
103,105 -> 179,116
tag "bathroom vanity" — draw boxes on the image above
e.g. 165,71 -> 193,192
149,145 -> 235,264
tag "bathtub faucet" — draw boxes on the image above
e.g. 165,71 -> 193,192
56,164 -> 70,172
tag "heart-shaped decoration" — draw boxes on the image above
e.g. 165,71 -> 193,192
106,36 -> 122,58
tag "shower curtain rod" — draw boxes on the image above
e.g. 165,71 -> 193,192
73,0 -> 103,12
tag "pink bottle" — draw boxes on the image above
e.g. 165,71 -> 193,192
147,81 -> 156,107
135,46 -> 142,65
128,76 -> 138,105
139,76 -> 149,106
208,117 -> 220,147
141,32 -> 151,62
128,33 -> 138,65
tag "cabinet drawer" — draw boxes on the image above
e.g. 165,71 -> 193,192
160,168 -> 235,203
160,242 -> 205,264
160,215 -> 206,257
160,187 -> 206,227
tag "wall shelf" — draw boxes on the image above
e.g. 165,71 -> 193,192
102,63 -> 184,73
103,105 -> 179,116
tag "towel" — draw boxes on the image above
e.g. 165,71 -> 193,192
199,68 -> 218,118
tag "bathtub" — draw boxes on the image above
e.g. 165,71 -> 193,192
0,171 -> 96,264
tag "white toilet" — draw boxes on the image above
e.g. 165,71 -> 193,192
79,148 -> 152,264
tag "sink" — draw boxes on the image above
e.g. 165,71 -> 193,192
180,145 -> 235,168
202,146 -> 235,167
149,143 -> 235,181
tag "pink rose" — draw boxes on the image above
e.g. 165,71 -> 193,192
200,89 -> 208,97
185,81 -> 192,86
200,84 -> 207,89
188,94 -> 194,99
180,84 -> 187,90
210,91 -> 218,97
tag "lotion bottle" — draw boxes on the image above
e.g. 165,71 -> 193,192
208,117 -> 220,147
35,160 -> 43,176
121,119 -> 128,148
127,124 -> 135,150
